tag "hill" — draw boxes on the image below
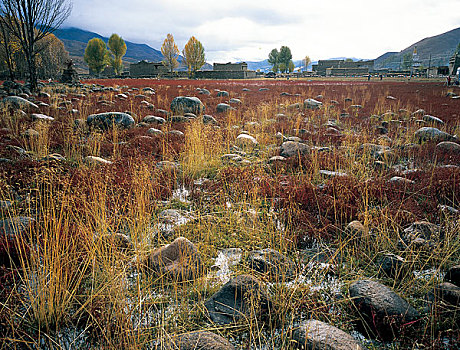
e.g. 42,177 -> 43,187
375,27 -> 460,70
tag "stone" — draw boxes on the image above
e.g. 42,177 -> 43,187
22,128 -> 39,138
59,59 -> 80,84
280,141 -> 310,158
436,141 -> 460,154
0,216 -> 34,237
168,130 -> 185,137
445,265 -> 460,287
142,115 -> 166,124
247,248 -> 296,281
164,331 -> 235,350
401,221 -> 441,249
198,88 -> 211,95
236,134 -> 258,148
203,114 -> 218,125
101,233 -> 134,252
221,154 -> 243,163
422,115 -> 444,125
216,103 -> 235,113
1,96 -> 39,112
87,112 -> 135,130
432,282 -> 460,306
31,113 -> 54,122
42,153 -> 66,162
345,220 -> 366,236
389,176 -> 415,185
156,161 -> 180,172
268,155 -> 286,165
304,98 -> 322,109
204,274 -> 270,325
292,319 -> 364,350
147,128 -> 163,136
217,90 -> 229,97
319,170 -> 347,178
170,115 -> 190,123
170,96 -> 205,115
377,253 -> 407,279
415,127 -> 455,143
229,98 -> 242,105
147,237 -> 203,281
349,279 -> 420,339
84,156 -> 113,166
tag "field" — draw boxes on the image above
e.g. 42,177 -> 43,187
1,78 -> 459,349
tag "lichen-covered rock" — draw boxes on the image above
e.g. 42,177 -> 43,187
415,127 -> 455,143
84,156 -> 113,166
147,237 -> 203,281
164,331 -> 235,350
142,115 -> 166,124
216,103 -> 235,113
1,96 -> 39,112
280,141 -> 310,158
401,221 -> 441,249
304,98 -> 322,109
247,248 -> 296,281
436,141 -> 460,154
170,96 -> 205,115
292,319 -> 364,350
236,134 -> 258,148
205,274 -> 270,324
377,253 -> 407,279
349,279 -> 420,339
87,112 -> 135,130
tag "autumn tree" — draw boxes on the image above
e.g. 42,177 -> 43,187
288,60 -> 295,73
36,34 -> 69,78
0,0 -> 72,90
0,20 -> 20,80
279,46 -> 292,73
182,36 -> 205,78
161,33 -> 179,74
108,33 -> 126,75
268,48 -> 279,72
84,38 -> 108,75
304,55 -> 311,72
402,52 -> 413,70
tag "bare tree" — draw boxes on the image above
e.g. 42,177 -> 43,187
0,0 -> 72,90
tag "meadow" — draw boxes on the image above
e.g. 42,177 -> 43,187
0,78 -> 459,349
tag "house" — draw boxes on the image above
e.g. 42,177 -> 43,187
130,60 -> 168,77
195,62 -> 256,79
313,59 -> 375,76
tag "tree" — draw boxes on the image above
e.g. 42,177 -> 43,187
279,46 -> 292,73
108,33 -> 126,75
0,20 -> 20,80
36,33 -> 69,79
84,38 -> 108,75
288,60 -> 295,73
0,0 -> 72,90
161,33 -> 179,74
268,48 -> 279,73
303,55 -> 311,72
182,36 -> 205,78
402,52 -> 413,70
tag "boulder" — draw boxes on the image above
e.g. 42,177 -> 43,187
247,248 -> 296,281
304,98 -> 322,110
415,127 -> 455,143
164,331 -> 235,350
84,156 -> 113,166
216,103 -> 235,113
436,141 -> 460,155
422,115 -> 444,125
217,90 -> 229,97
280,141 -> 310,158
236,134 -> 258,148
292,319 -> 364,350
204,274 -> 270,324
401,221 -> 441,249
445,265 -> 460,287
229,98 -> 242,105
377,253 -> 407,279
203,114 -> 218,125
349,279 -> 420,339
142,115 -> 166,124
1,96 -> 39,112
0,216 -> 34,237
147,237 -> 203,281
147,128 -> 163,136
31,113 -> 54,122
87,112 -> 135,130
170,96 -> 205,115
432,282 -> 460,306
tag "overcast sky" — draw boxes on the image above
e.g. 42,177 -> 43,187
64,0 -> 460,63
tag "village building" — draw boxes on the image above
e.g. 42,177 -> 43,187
196,62 -> 256,79
129,60 -> 169,78
312,59 -> 375,76
449,53 -> 460,76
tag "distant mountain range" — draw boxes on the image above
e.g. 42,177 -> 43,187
55,25 -> 460,74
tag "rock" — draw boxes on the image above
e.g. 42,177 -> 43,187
445,265 -> 460,287
229,98 -> 242,105
360,143 -> 391,159
432,282 -> 460,306
204,274 -> 270,325
349,279 -> 420,339
280,141 -> 310,158
156,161 -> 180,172
268,155 -> 286,165
170,115 -> 190,123
259,88 -> 269,91
221,154 -> 243,163
401,221 -> 441,249
147,128 -> 163,136
142,115 -> 166,124
292,319 -> 364,350
0,216 -> 34,237
345,220 -> 367,237
167,130 -> 184,137
42,153 -> 66,162
436,141 -> 460,154
319,170 -> 347,178
101,233 -> 134,252
147,237 -> 203,281
84,156 -> 113,166
236,134 -> 258,148
422,115 -> 444,125
87,112 -> 135,130
203,114 -> 218,125
389,176 -> 415,185
22,128 -> 39,138
415,127 -> 455,143
170,96 -> 205,115
217,90 -> 229,97
247,248 -> 296,281
31,113 -> 54,122
198,88 -> 211,95
304,98 -> 322,109
216,103 -> 235,113
164,331 -> 235,350
377,253 -> 407,279
1,96 -> 39,112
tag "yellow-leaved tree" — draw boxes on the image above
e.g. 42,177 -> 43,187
182,36 -> 205,78
108,34 -> 127,75
161,33 -> 179,74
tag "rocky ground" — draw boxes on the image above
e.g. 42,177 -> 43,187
0,78 -> 459,349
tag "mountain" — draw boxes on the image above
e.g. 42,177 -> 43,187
375,27 -> 460,70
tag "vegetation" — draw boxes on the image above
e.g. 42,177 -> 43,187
0,0 -> 72,90
161,33 -> 179,74
402,52 -> 413,70
107,33 -> 127,75
84,38 -> 109,75
182,36 -> 205,78
268,48 -> 279,72
303,55 -> 311,72
269,46 -> 294,73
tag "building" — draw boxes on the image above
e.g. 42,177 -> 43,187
449,53 -> 460,76
195,62 -> 256,79
129,60 -> 168,77
312,59 -> 374,76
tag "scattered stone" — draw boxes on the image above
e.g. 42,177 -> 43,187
216,103 -> 235,113
170,115 -> 190,123
204,274 -> 270,324
304,98 -> 322,109
386,96 -> 397,100
377,253 -> 407,279
101,232 -> 134,252
389,176 -> 415,185
170,96 -> 205,115
236,134 -> 258,148
319,170 -> 347,178
146,237 -> 203,281
87,112 -> 135,130
31,113 -> 54,122
142,115 -> 166,124
436,141 -> 460,154
42,153 -> 66,162
84,156 -> 113,166
247,248 -> 296,281
1,96 -> 39,112
156,161 -> 180,172
198,88 -> 211,95
217,90 -> 229,97
432,282 -> 460,306
0,216 -> 34,237
229,98 -> 242,105
415,127 -> 455,143
147,128 -> 163,136
444,265 -> 460,287
259,88 -> 269,91
22,128 -> 39,138
280,141 -> 310,158
203,114 -> 218,125
422,115 -> 444,125
164,331 -> 235,350
221,154 -> 243,163
167,130 -> 184,137
349,279 -> 420,339
292,319 -> 364,350
401,221 -> 441,249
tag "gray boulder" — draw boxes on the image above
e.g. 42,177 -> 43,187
216,103 -> 235,113
142,115 -> 166,124
280,141 -> 310,158
422,115 -> 444,125
0,216 -> 34,237
247,248 -> 296,281
436,141 -> 460,154
164,331 -> 235,350
432,282 -> 460,306
445,265 -> 460,287
87,112 -> 135,130
304,98 -> 322,110
292,319 -> 364,350
203,114 -> 218,125
377,253 -> 407,279
205,274 -> 270,324
415,127 -> 455,143
1,96 -> 39,112
349,279 -> 420,339
401,221 -> 441,249
170,96 -> 205,115
217,90 -> 229,97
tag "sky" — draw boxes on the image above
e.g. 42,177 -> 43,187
64,0 -> 460,63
